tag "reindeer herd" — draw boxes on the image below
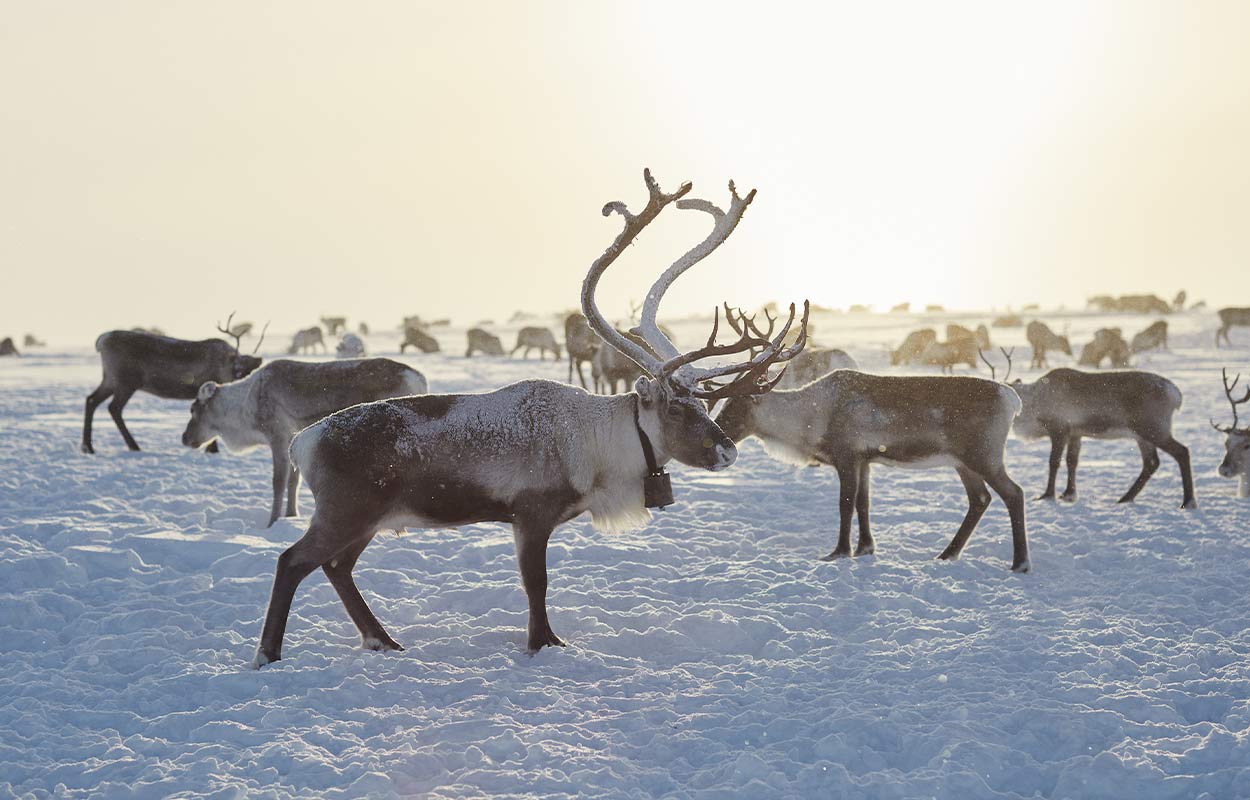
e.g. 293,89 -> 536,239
65,169 -> 1250,668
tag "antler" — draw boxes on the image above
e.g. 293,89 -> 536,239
631,179 -> 757,364
978,346 -> 1015,382
1212,368 -> 1250,433
581,169 -> 693,375
673,301 -> 811,400
252,321 -> 270,355
217,312 -> 242,354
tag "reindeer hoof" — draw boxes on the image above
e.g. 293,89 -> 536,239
251,649 -> 278,669
937,549 -> 959,561
1035,493 -> 1055,502
820,549 -> 851,561
362,636 -> 404,653
1060,492 -> 1077,503
81,444 -> 95,455
854,544 -> 875,556
1181,499 -> 1198,510
1011,559 -> 1031,574
527,627 -> 566,652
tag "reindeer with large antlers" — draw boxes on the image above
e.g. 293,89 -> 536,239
1214,369 -> 1250,498
250,170 -> 808,667
82,313 -> 265,453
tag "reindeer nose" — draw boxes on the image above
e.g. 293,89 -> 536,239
1219,463 -> 1235,478
707,438 -> 737,471
181,431 -> 195,447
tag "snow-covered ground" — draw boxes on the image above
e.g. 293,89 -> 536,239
2,309 -> 1249,799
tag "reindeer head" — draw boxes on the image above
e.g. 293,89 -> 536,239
182,381 -> 225,449
1213,369 -> 1250,492
581,170 -> 809,472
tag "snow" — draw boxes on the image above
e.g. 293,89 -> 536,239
2,310 -> 1249,798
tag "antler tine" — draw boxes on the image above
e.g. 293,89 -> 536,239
1218,367 -> 1250,432
722,301 -> 747,336
581,169 -> 693,375
658,305 -> 773,377
978,347 -> 997,382
216,311 -> 242,354
634,179 -> 757,363
252,321 -> 270,355
744,306 -> 777,341
1001,347 -> 1015,383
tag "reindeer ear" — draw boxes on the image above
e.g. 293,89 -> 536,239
197,382 -> 219,402
634,376 -> 657,406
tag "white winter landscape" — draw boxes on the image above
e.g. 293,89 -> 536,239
2,310 -> 1248,799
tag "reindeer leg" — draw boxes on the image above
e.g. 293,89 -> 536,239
939,467 -> 992,561
985,467 -> 1029,572
1039,431 -> 1065,500
254,520 -> 360,667
321,534 -> 402,652
822,459 -> 860,560
1117,439 -> 1159,504
107,385 -> 141,451
205,440 -> 220,454
1059,434 -> 1081,502
285,462 -> 300,518
854,460 -> 874,555
267,447 -> 290,527
82,385 -> 112,454
1156,436 -> 1197,509
513,519 -> 564,651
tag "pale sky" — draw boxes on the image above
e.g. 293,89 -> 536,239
3,1 -> 1248,340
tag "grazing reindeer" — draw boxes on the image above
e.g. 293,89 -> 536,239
919,337 -> 978,373
592,329 -> 646,393
714,371 -> 1029,571
1078,328 -> 1130,368
287,327 -> 325,355
182,358 -> 427,527
511,326 -> 561,360
1213,369 -> 1250,498
1010,368 -> 1196,508
336,333 -> 366,359
0,337 -> 18,357
83,315 -> 265,453
250,169 -> 808,667
1130,320 -> 1168,354
1216,307 -> 1250,347
465,327 -> 505,357
891,328 -> 937,366
946,324 -> 990,350
320,316 -> 347,336
1026,321 -> 1071,369
565,312 -> 601,388
400,325 -> 440,354
228,321 -> 254,338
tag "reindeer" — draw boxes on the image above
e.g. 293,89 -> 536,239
182,358 -> 427,527
320,316 -> 347,336
592,329 -> 646,393
82,315 -> 265,453
465,327 -> 505,357
1213,369 -> 1250,498
891,328 -> 937,366
714,371 -> 1029,571
1216,307 -> 1250,347
1026,321 -> 1071,369
22,334 -> 45,348
919,337 -> 979,373
287,327 -> 325,355
946,323 -> 990,350
249,169 -> 808,667
335,333 -> 366,359
400,325 -> 440,354
1130,320 -> 1168,354
1078,328 -> 1130,368
228,321 -> 254,339
991,314 -> 1023,328
511,326 -> 560,360
565,312 -> 601,388
0,337 -> 18,357
1010,368 -> 1195,508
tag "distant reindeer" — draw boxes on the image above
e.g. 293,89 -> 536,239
925,304 -> 945,312
564,312 -> 600,388
991,314 -> 1023,328
1130,320 -> 1168,354
1216,307 -> 1250,347
890,302 -> 910,313
592,330 -> 646,393
1078,328 -> 1130,368
182,358 -> 427,526
465,327 -> 505,357
715,371 -> 1029,571
1021,303 -> 1040,312
248,169 -> 807,666
358,322 -> 370,336
83,314 -> 265,453
1026,321 -> 1071,369
320,316 -> 347,336
1010,368 -> 1195,508
946,323 -> 990,349
512,326 -> 560,360
1087,295 -> 1117,312
336,333 -> 367,359
228,321 -> 254,338
775,348 -> 858,389
920,337 -> 979,373
1213,369 -> 1250,498
1118,294 -> 1172,315
0,337 -> 18,357
1172,290 -> 1187,312
287,327 -> 326,355
400,325 -> 440,354
891,328 -> 937,366
22,334 -> 45,348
